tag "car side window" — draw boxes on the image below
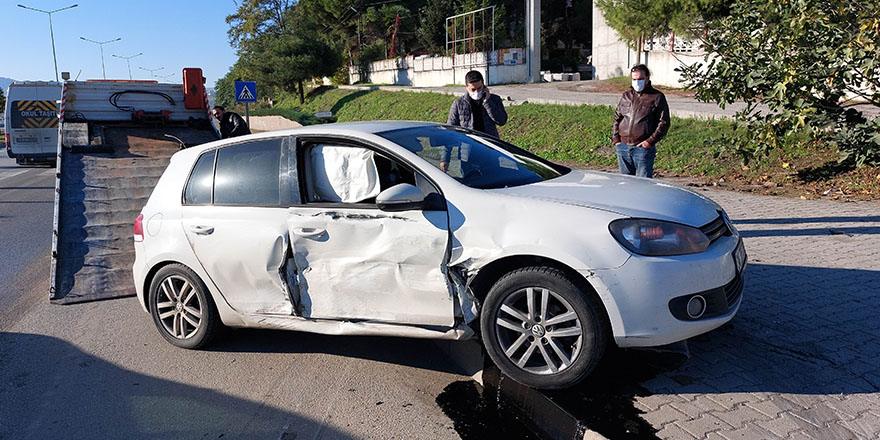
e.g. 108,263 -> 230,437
302,142 -> 428,205
184,150 -> 215,205
214,139 -> 282,206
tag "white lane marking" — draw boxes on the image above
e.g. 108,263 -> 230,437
0,170 -> 28,182
40,169 -> 56,176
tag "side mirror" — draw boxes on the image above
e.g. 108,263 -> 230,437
376,183 -> 427,212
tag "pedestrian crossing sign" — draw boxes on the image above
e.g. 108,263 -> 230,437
234,81 -> 257,103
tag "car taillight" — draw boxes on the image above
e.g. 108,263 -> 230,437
134,214 -> 144,242
4,134 -> 9,148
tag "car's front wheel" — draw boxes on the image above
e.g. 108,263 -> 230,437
148,264 -> 220,349
480,266 -> 607,389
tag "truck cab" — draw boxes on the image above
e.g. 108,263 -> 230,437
4,81 -> 62,165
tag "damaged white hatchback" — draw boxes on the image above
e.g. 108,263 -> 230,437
133,121 -> 746,389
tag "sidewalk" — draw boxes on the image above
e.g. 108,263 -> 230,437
630,186 -> 880,439
339,82 -> 879,120
339,82 -> 748,119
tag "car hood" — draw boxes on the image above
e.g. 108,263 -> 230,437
490,170 -> 722,226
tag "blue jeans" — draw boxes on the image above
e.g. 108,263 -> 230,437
616,143 -> 656,178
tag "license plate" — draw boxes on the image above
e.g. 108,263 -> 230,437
16,136 -> 37,143
734,240 -> 747,273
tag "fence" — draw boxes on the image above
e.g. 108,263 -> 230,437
349,49 -> 528,87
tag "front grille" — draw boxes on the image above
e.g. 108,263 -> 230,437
700,213 -> 732,244
724,272 -> 744,307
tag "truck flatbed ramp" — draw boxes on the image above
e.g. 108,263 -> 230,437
51,128 -> 215,304
50,80 -> 217,304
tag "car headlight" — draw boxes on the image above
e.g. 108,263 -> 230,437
609,218 -> 710,256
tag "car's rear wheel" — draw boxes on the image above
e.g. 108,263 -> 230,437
148,264 -> 220,349
480,266 -> 607,389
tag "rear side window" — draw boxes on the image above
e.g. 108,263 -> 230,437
184,150 -> 216,204
214,140 -> 281,206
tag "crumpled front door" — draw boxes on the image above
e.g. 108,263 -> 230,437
286,206 -> 454,327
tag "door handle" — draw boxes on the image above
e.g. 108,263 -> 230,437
293,228 -> 326,238
190,225 -> 214,235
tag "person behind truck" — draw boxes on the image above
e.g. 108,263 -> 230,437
611,64 -> 670,179
211,106 -> 251,139
442,70 -> 508,172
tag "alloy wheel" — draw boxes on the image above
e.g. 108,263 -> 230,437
155,275 -> 202,339
494,287 -> 583,375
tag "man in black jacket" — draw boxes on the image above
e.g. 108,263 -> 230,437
444,70 -> 508,172
612,64 -> 670,178
211,106 -> 251,139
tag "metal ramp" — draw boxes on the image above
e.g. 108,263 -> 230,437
51,126 -> 216,304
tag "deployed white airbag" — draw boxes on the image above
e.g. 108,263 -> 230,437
310,145 -> 380,203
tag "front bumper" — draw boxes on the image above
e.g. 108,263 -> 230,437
584,235 -> 745,348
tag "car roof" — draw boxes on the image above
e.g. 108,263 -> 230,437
185,120 -> 442,157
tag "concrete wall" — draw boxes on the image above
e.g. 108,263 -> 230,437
592,4 -> 633,82
591,5 -> 707,88
350,49 -> 528,87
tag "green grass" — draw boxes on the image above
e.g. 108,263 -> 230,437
252,86 -> 736,174
604,75 -> 632,89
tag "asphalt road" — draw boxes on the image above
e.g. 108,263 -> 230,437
0,155 -> 55,313
0,149 -> 482,440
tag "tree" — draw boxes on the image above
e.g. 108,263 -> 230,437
226,0 -> 293,48
595,0 -> 728,63
418,0 -> 455,53
0,87 -> 5,110
680,0 -> 880,167
244,35 -> 341,104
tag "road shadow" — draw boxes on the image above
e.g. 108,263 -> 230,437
738,226 -> 880,237
441,263 -> 880,440
732,215 -> 880,237
208,328 -> 466,377
0,332 -> 354,440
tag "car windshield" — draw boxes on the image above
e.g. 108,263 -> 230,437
378,126 -> 568,189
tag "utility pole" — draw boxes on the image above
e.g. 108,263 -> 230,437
18,3 -> 78,82
139,66 -> 164,79
81,36 -> 121,79
112,52 -> 143,80
526,0 -> 541,83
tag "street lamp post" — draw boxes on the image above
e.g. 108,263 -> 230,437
18,3 -> 78,82
158,73 -> 176,82
139,66 -> 164,79
112,52 -> 143,80
80,36 -> 121,79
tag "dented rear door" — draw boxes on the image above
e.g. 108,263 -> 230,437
287,206 -> 454,327
180,138 -> 294,314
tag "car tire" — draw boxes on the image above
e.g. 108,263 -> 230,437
5,148 -> 13,159
148,264 -> 220,349
480,266 -> 607,389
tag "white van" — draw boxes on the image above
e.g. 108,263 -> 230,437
4,82 -> 61,165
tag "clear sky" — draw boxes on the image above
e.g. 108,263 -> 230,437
3,1 -> 240,88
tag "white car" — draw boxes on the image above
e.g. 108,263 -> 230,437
133,121 -> 746,389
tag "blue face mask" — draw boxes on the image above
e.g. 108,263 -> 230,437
632,79 -> 646,92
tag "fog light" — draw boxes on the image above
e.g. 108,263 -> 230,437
686,295 -> 707,319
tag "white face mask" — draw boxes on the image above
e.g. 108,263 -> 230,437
468,90 -> 484,100
632,79 -> 646,92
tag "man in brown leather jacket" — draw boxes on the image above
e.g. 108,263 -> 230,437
612,64 -> 670,178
